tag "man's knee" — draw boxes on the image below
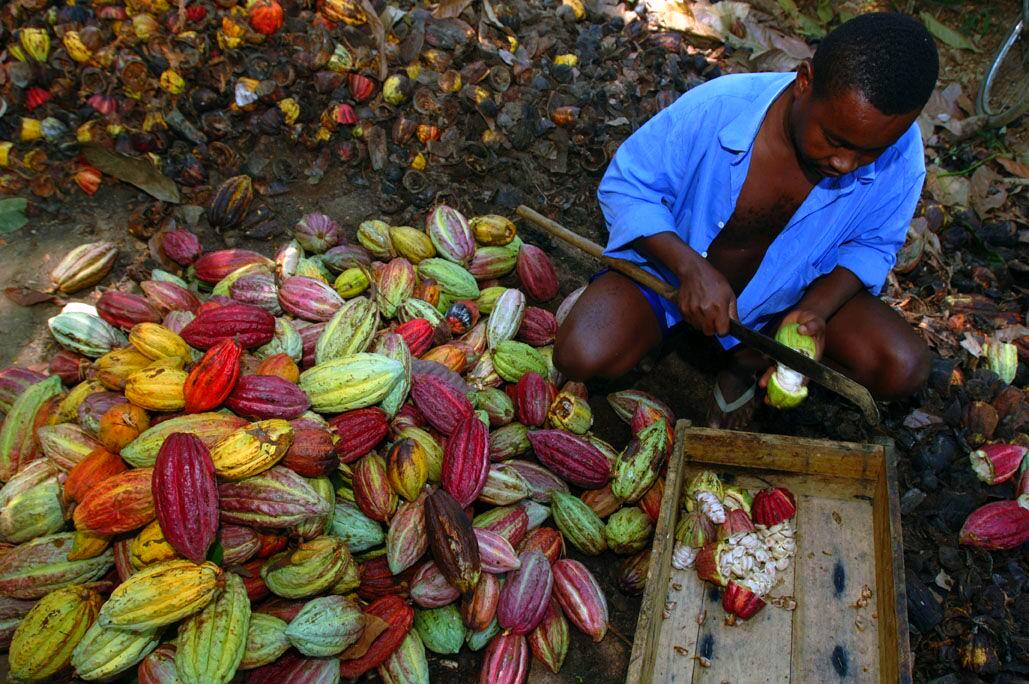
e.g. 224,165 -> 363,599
554,333 -> 632,382
875,335 -> 930,400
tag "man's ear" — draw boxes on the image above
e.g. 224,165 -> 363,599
794,60 -> 814,97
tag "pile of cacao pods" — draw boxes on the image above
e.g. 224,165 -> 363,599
0,202 -> 676,682
0,0 -> 695,219
671,471 -> 798,622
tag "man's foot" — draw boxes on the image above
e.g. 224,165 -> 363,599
706,367 -> 759,429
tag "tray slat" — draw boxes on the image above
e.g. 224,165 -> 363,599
790,495 -> 879,681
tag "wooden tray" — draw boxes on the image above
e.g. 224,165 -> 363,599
626,424 -> 911,684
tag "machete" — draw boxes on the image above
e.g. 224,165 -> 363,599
515,205 -> 880,426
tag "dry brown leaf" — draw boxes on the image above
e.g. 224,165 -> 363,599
970,165 -> 1007,216
996,157 -> 1029,178
3,287 -> 59,307
339,613 -> 389,660
434,0 -> 475,19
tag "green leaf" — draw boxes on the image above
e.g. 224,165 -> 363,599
206,540 -> 224,565
816,0 -> 834,24
0,197 -> 28,234
776,0 -> 824,38
920,12 -> 978,51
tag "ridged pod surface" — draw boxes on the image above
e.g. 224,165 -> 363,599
528,599 -> 569,673
219,466 -> 331,528
180,303 -> 275,350
206,178 -> 255,231
209,419 -> 294,480
8,584 -> 102,681
527,430 -> 610,489
0,533 -> 113,599
72,622 -> 161,681
99,560 -> 222,631
442,412 -> 490,507
175,572 -> 251,684
183,338 -> 242,413
284,594 -> 363,656
0,375 -> 63,481
73,467 -> 155,535
299,353 -> 404,413
152,433 -> 219,563
497,550 -> 553,635
552,559 -> 608,642
338,595 -> 414,678
378,630 -> 430,684
225,374 -> 311,420
410,372 -> 473,435
551,492 -> 607,556
425,488 -> 480,593
480,632 -> 529,684
121,412 -> 247,468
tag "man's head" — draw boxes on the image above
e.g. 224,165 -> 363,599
789,12 -> 939,178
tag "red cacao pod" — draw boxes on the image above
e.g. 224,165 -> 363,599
338,595 -> 413,678
516,307 -> 558,346
527,430 -> 610,489
330,407 -> 390,463
395,318 -> 434,357
97,291 -> 163,330
516,244 -> 559,302
410,372 -> 473,435
159,228 -> 202,266
152,432 -> 219,563
513,371 -> 554,427
180,303 -> 275,350
194,249 -> 268,283
225,374 -> 311,420
442,412 -> 490,508
281,426 -> 339,477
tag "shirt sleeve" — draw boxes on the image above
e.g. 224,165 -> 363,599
598,95 -> 698,260
837,170 -> 925,295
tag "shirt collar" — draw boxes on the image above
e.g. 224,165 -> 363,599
717,73 -> 878,185
717,73 -> 795,153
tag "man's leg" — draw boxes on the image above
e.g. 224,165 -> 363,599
822,290 -> 930,399
554,272 -> 664,381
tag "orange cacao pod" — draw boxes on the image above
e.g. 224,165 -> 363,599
98,403 -> 150,454
64,447 -> 128,504
73,467 -> 155,535
182,338 -> 242,413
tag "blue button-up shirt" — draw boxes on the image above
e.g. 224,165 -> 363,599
599,72 -> 925,348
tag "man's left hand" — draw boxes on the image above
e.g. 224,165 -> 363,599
757,309 -> 826,398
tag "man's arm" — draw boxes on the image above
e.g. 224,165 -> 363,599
597,94 -> 737,336
634,233 -> 738,336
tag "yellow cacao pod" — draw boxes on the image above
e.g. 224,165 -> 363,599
129,520 -> 179,569
98,560 -> 222,632
124,366 -> 187,412
9,584 -> 103,681
210,419 -> 295,480
95,347 -> 152,390
129,322 -> 190,361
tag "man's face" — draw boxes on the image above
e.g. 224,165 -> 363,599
789,63 -> 920,179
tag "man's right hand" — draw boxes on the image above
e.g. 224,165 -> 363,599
675,252 -> 737,336
634,231 -> 738,338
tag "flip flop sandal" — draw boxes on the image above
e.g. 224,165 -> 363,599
713,380 -> 757,415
